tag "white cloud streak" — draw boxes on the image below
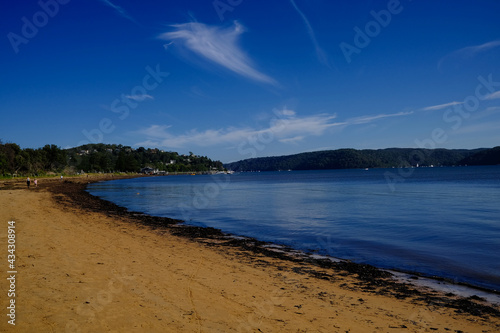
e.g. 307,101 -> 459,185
133,110 -> 412,149
279,135 -> 305,144
159,21 -> 277,85
453,40 -> 500,57
98,0 -> 139,25
438,40 -> 500,70
135,112 -> 341,148
485,90 -> 500,100
420,101 -> 463,111
346,111 -> 413,124
125,94 -> 154,101
289,0 -> 330,68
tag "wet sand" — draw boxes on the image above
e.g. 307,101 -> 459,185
1,175 -> 499,332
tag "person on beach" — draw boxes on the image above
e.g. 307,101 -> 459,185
34,179 -> 38,187
27,177 -> 31,189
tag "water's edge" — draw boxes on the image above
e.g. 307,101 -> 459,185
85,176 -> 500,305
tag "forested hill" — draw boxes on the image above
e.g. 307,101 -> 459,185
0,142 -> 224,176
459,146 -> 500,166
224,147 -> 500,172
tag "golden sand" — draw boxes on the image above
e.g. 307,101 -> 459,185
0,176 -> 498,332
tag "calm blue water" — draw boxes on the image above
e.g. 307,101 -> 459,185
88,166 -> 500,291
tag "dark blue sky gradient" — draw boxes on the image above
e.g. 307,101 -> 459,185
1,0 -> 500,162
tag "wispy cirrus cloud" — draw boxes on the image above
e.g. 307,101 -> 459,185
98,0 -> 139,25
485,90 -> 500,100
289,0 -> 330,68
134,111 -> 340,148
125,94 -> 154,101
159,21 -> 277,86
420,101 -> 464,111
346,111 -> 413,124
133,109 -> 412,149
279,135 -> 305,144
438,40 -> 500,71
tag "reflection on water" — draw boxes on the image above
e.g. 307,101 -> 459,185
88,166 -> 500,291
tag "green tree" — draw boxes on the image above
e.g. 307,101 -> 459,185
42,144 -> 66,171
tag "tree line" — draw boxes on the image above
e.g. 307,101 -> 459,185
0,142 -> 224,176
224,147 -> 500,171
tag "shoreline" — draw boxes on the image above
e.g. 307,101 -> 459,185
2,175 -> 500,331
44,177 -> 500,309
85,174 -> 500,298
5,175 -> 500,302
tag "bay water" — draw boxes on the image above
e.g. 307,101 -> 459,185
87,166 -> 500,292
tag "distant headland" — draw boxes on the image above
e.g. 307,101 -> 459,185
224,147 -> 500,172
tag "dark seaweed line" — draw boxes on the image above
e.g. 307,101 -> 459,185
47,178 -> 500,319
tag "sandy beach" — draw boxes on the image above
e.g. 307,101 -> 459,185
1,176 -> 499,332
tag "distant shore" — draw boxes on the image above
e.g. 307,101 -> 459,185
1,175 -> 499,331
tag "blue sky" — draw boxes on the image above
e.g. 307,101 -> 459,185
1,0 -> 500,162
